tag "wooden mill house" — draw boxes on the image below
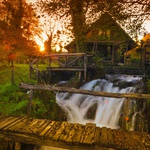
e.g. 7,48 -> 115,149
66,13 -> 136,66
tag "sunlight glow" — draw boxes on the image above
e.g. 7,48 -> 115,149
55,45 -> 61,52
39,45 -> 45,52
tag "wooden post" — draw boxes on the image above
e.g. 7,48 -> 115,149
15,142 -> 21,150
27,89 -> 33,117
36,59 -> 39,84
84,54 -> 87,80
48,58 -> 51,84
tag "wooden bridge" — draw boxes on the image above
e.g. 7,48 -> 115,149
0,115 -> 150,150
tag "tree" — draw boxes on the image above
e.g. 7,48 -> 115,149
36,0 -> 150,53
0,0 -> 42,64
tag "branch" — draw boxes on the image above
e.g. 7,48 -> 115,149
19,83 -> 150,99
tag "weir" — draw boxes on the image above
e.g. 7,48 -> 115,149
56,74 -> 144,130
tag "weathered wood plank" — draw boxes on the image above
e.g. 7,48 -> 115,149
39,121 -> 55,137
52,122 -> 68,140
94,126 -> 101,144
19,119 -> 40,133
19,83 -> 150,99
6,117 -> 28,131
3,117 -> 27,131
59,123 -> 74,143
30,119 -> 47,135
0,117 -> 20,129
45,121 -> 62,138
65,123 -> 84,144
47,67 -> 84,71
100,127 -> 108,147
0,116 -> 14,126
0,115 -> 150,150
36,120 -> 52,135
80,123 -> 96,144
112,129 -> 123,149
107,128 -> 115,148
118,130 -> 132,150
72,123 -> 85,143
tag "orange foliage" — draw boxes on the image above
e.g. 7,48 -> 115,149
142,34 -> 150,41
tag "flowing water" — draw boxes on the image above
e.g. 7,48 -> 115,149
36,74 -> 143,150
56,74 -> 143,129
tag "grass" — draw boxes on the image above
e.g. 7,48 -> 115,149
0,64 -> 34,116
0,63 -> 64,120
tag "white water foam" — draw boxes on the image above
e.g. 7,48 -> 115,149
56,75 -> 142,129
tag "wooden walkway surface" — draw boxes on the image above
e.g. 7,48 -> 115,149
0,115 -> 150,150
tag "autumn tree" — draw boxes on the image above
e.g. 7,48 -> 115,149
36,0 -> 150,52
0,0 -> 42,64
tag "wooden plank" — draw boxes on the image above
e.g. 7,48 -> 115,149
100,127 -> 108,146
6,116 -> 28,131
118,129 -> 131,150
114,129 -> 131,150
29,119 -> 47,135
80,123 -> 96,144
52,122 -> 68,140
45,53 -> 85,57
94,126 -> 101,144
0,116 -> 14,125
3,117 -> 27,131
107,128 -> 115,148
36,120 -> 52,135
63,123 -> 85,144
47,68 -> 84,71
39,121 -> 56,137
59,123 -> 75,143
72,123 -> 85,143
0,117 -> 20,129
45,121 -> 62,138
112,129 -> 123,149
19,119 -> 40,133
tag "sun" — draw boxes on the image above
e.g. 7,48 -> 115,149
35,33 -> 48,52
39,45 -> 45,52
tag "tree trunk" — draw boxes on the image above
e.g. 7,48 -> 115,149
69,0 -> 87,52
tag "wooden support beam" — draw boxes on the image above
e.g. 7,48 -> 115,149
19,83 -> 150,99
27,89 -> 33,117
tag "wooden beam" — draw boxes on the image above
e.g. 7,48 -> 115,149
19,83 -> 150,99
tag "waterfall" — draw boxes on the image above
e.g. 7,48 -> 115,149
56,75 -> 143,129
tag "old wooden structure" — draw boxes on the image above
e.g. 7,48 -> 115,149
0,115 -> 150,150
28,53 -> 93,83
66,13 -> 136,65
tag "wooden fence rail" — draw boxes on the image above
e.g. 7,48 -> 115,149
19,83 -> 150,99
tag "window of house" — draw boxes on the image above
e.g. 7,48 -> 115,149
98,29 -> 110,38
